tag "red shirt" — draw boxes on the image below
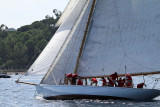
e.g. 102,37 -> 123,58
126,74 -> 132,80
110,74 -> 118,80
77,79 -> 83,85
118,79 -> 124,87
101,78 -> 107,86
137,83 -> 145,88
92,78 -> 97,82
108,78 -> 114,87
72,74 -> 78,78
126,82 -> 132,87
66,73 -> 72,78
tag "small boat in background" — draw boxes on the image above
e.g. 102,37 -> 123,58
0,70 -> 11,78
0,74 -> 11,78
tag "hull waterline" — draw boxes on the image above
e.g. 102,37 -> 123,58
36,85 -> 160,101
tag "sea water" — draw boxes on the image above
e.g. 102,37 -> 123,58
0,75 -> 160,107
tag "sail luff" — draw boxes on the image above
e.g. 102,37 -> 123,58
74,0 -> 97,74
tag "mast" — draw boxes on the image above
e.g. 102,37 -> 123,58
74,0 -> 97,74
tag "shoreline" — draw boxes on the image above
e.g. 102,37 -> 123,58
0,69 -> 27,75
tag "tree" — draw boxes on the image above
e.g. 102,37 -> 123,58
53,9 -> 62,18
0,30 -> 8,38
0,9 -> 62,69
17,25 -> 31,32
0,24 -> 5,31
0,39 -> 7,60
0,24 -> 8,31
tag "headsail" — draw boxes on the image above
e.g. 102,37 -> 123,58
55,0 -> 78,27
77,0 -> 160,77
41,0 -> 93,85
23,0 -> 89,84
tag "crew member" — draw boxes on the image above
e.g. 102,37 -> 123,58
110,72 -> 118,86
137,83 -> 145,88
100,77 -> 107,86
91,78 -> 98,86
118,78 -> 124,87
125,73 -> 133,88
72,74 -> 79,85
66,73 -> 72,85
107,77 -> 114,87
77,78 -> 83,85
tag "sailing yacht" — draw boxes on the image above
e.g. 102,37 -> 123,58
16,0 -> 160,100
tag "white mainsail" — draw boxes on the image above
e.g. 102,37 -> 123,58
77,0 -> 160,77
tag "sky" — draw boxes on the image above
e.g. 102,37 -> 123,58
0,0 -> 69,29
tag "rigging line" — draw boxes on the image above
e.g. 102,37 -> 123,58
113,0 -> 127,75
113,0 -> 126,55
101,54 -> 105,76
51,69 -> 58,85
79,60 -> 96,76
101,40 -> 106,76
143,75 -> 147,89
117,54 -> 125,72
126,55 -> 156,71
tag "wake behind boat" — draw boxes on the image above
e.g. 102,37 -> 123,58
16,0 -> 160,101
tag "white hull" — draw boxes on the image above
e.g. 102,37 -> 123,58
36,85 -> 160,100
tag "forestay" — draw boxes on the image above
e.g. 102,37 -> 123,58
77,0 -> 160,77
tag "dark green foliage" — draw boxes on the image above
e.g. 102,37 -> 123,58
17,25 -> 31,32
0,10 -> 61,69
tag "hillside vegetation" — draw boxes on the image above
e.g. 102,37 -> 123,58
0,9 -> 61,69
